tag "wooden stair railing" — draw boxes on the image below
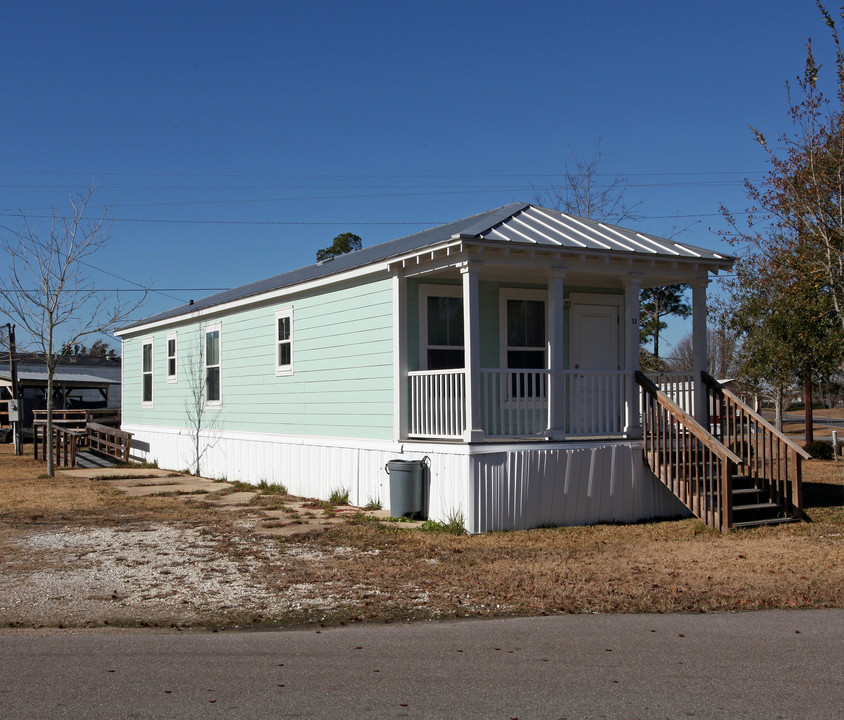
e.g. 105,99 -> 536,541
636,371 -> 742,531
701,372 -> 809,526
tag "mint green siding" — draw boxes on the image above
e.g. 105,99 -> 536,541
122,277 -> 394,440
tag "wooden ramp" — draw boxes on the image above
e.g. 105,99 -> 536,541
74,450 -> 118,469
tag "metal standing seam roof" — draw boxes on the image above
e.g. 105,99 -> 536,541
119,203 -> 732,332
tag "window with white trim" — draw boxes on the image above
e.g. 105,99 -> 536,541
205,324 -> 221,405
166,333 -> 178,383
420,285 -> 464,370
141,340 -> 153,405
275,307 -> 293,376
500,289 -> 547,397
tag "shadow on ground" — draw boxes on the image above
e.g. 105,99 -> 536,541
803,480 -> 844,509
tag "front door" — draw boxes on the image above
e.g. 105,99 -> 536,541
569,296 -> 622,434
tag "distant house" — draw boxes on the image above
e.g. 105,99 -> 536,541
116,203 -> 741,532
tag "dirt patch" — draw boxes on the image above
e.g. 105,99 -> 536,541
1,444 -> 843,628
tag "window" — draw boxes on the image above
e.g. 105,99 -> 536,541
505,298 -> 546,369
142,340 -> 153,405
500,290 -> 547,397
166,333 -> 177,383
205,324 -> 221,405
275,307 -> 293,375
420,285 -> 464,370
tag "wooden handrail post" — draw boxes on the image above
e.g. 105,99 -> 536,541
790,449 -> 803,520
722,458 -> 735,531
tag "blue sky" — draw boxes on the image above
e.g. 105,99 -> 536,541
0,0 -> 837,356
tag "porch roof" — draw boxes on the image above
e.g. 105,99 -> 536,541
473,205 -> 726,259
118,203 -> 733,332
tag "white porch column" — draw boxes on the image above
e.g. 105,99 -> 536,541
461,261 -> 484,442
547,268 -> 566,440
624,273 -> 644,437
392,271 -> 408,442
692,276 -> 709,426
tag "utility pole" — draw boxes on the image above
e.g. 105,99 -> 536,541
6,323 -> 21,455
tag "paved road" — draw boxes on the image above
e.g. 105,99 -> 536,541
1,610 -> 842,719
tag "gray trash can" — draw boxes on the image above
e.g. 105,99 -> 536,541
385,459 -> 425,519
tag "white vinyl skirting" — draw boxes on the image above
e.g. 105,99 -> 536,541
123,424 -> 690,533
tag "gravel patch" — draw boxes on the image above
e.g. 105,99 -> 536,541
0,522 -> 383,627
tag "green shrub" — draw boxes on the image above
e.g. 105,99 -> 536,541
804,440 -> 834,460
257,479 -> 287,495
421,509 -> 466,535
363,497 -> 382,511
329,487 -> 350,505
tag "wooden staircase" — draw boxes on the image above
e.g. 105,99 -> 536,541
636,371 -> 810,531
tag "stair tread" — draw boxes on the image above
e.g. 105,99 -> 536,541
733,501 -> 782,511
733,516 -> 798,528
732,487 -> 765,496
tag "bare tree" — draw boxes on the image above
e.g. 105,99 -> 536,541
0,188 -> 145,476
667,327 -> 739,379
532,142 -> 643,224
181,330 -> 219,476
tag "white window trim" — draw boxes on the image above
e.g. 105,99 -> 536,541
204,322 -> 222,408
141,338 -> 154,407
166,332 -> 178,383
419,283 -> 463,371
498,288 -> 548,369
275,306 -> 294,377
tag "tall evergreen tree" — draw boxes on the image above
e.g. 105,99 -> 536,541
639,284 -> 691,359
316,232 -> 362,263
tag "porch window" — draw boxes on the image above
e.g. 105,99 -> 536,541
502,291 -> 546,398
166,333 -> 177,383
275,307 -> 293,376
142,340 -> 153,405
506,298 -> 546,369
426,295 -> 464,370
205,324 -> 221,405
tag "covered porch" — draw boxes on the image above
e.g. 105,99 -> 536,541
388,206 -> 727,443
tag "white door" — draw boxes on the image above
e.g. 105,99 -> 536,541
569,299 -> 622,434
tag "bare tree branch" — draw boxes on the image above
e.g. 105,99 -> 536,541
0,186 -> 147,475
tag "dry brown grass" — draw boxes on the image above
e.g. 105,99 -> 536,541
0,444 -> 215,526
1,443 -> 842,627
295,458 -> 844,620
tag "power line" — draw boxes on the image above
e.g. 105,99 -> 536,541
0,212 -> 450,226
0,169 -> 767,179
0,210 -> 747,227
1,288 -> 228,293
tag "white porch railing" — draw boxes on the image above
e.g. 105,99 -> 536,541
408,369 -> 466,439
563,370 -> 628,437
646,372 -> 695,415
480,369 -> 550,438
408,368 -> 630,440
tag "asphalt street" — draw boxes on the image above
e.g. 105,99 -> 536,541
1,610 -> 841,719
